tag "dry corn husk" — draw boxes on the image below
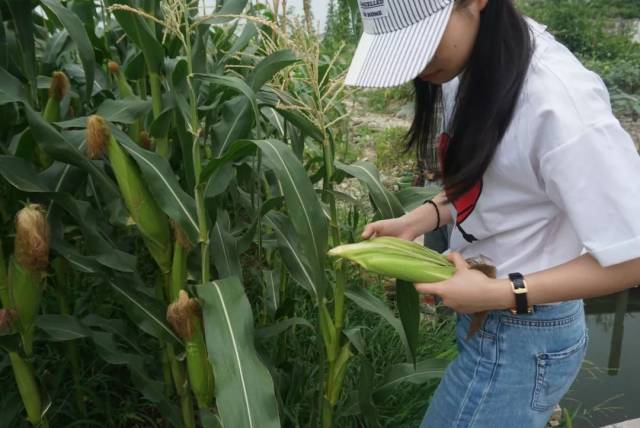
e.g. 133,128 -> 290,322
328,237 -> 496,338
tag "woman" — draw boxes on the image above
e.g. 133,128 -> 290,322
345,0 -> 640,427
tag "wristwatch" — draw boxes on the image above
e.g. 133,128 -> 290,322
508,272 -> 534,315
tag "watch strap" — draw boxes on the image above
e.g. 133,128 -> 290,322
508,272 -> 532,315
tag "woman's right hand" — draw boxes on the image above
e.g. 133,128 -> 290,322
361,216 -> 417,241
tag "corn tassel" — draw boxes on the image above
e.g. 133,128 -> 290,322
167,290 -> 215,409
329,237 -> 496,337
86,115 -> 172,272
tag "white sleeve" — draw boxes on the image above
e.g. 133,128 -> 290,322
540,119 -> 640,267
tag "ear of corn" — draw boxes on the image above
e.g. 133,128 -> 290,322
9,204 -> 49,357
9,352 -> 42,426
167,290 -> 215,409
107,61 -> 134,98
43,71 -> 69,123
87,115 -> 172,272
6,205 -> 49,425
107,61 -> 144,146
329,237 -> 498,339
328,237 -> 456,283
8,258 -> 42,356
169,223 -> 191,303
38,71 -> 70,168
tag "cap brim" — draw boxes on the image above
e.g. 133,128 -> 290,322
345,2 -> 454,88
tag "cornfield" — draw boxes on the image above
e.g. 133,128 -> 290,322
0,1 -> 446,427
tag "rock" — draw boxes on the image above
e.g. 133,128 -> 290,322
546,404 -> 563,428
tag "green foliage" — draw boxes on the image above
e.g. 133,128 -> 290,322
518,0 -> 640,95
374,127 -> 415,172
0,1 -> 451,427
322,0 -> 362,58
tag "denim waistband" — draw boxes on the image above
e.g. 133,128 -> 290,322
479,299 -> 586,333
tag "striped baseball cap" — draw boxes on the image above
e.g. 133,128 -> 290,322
345,0 -> 455,88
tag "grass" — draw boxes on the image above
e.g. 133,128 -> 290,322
518,0 -> 640,117
358,84 -> 414,115
253,263 -> 456,428
373,127 -> 415,173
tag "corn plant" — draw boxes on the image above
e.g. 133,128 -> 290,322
0,1 -> 451,427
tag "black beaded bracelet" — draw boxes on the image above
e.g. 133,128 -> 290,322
424,200 -> 440,232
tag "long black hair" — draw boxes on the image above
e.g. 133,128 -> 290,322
405,0 -> 533,202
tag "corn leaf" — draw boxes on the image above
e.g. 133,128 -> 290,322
211,96 -> 253,157
0,155 -> 136,272
197,277 -> 281,428
256,139 -> 328,296
263,88 -> 324,143
199,0 -> 248,25
246,49 -> 299,91
264,212 -> 319,297
96,98 -> 152,124
41,0 -> 96,98
358,360 -> 382,428
211,209 -> 242,279
106,0 -> 163,74
0,8 -> 8,71
108,275 -> 182,346
373,359 -> 448,400
0,66 -> 28,104
262,269 -> 280,314
22,106 -> 123,208
4,1 -> 36,101
200,139 -> 256,185
255,317 -> 313,340
195,73 -> 260,129
335,160 -> 405,219
36,314 -> 90,342
344,286 -> 413,361
395,280 -> 420,365
395,186 -> 441,213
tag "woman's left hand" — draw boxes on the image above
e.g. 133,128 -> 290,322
414,252 -> 512,314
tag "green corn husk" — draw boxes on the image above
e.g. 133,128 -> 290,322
167,290 -> 215,409
0,243 -> 8,308
9,352 -> 42,426
330,237 -> 498,338
43,71 -> 69,123
6,204 -> 48,426
107,61 -> 143,146
9,204 -> 49,356
107,61 -> 134,98
328,237 -> 456,283
87,115 -> 172,272
8,259 -> 42,356
37,71 -> 69,168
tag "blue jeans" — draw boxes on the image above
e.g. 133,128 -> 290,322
420,300 -> 588,428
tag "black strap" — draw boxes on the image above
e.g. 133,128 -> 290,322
424,200 -> 440,232
508,272 -> 530,315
